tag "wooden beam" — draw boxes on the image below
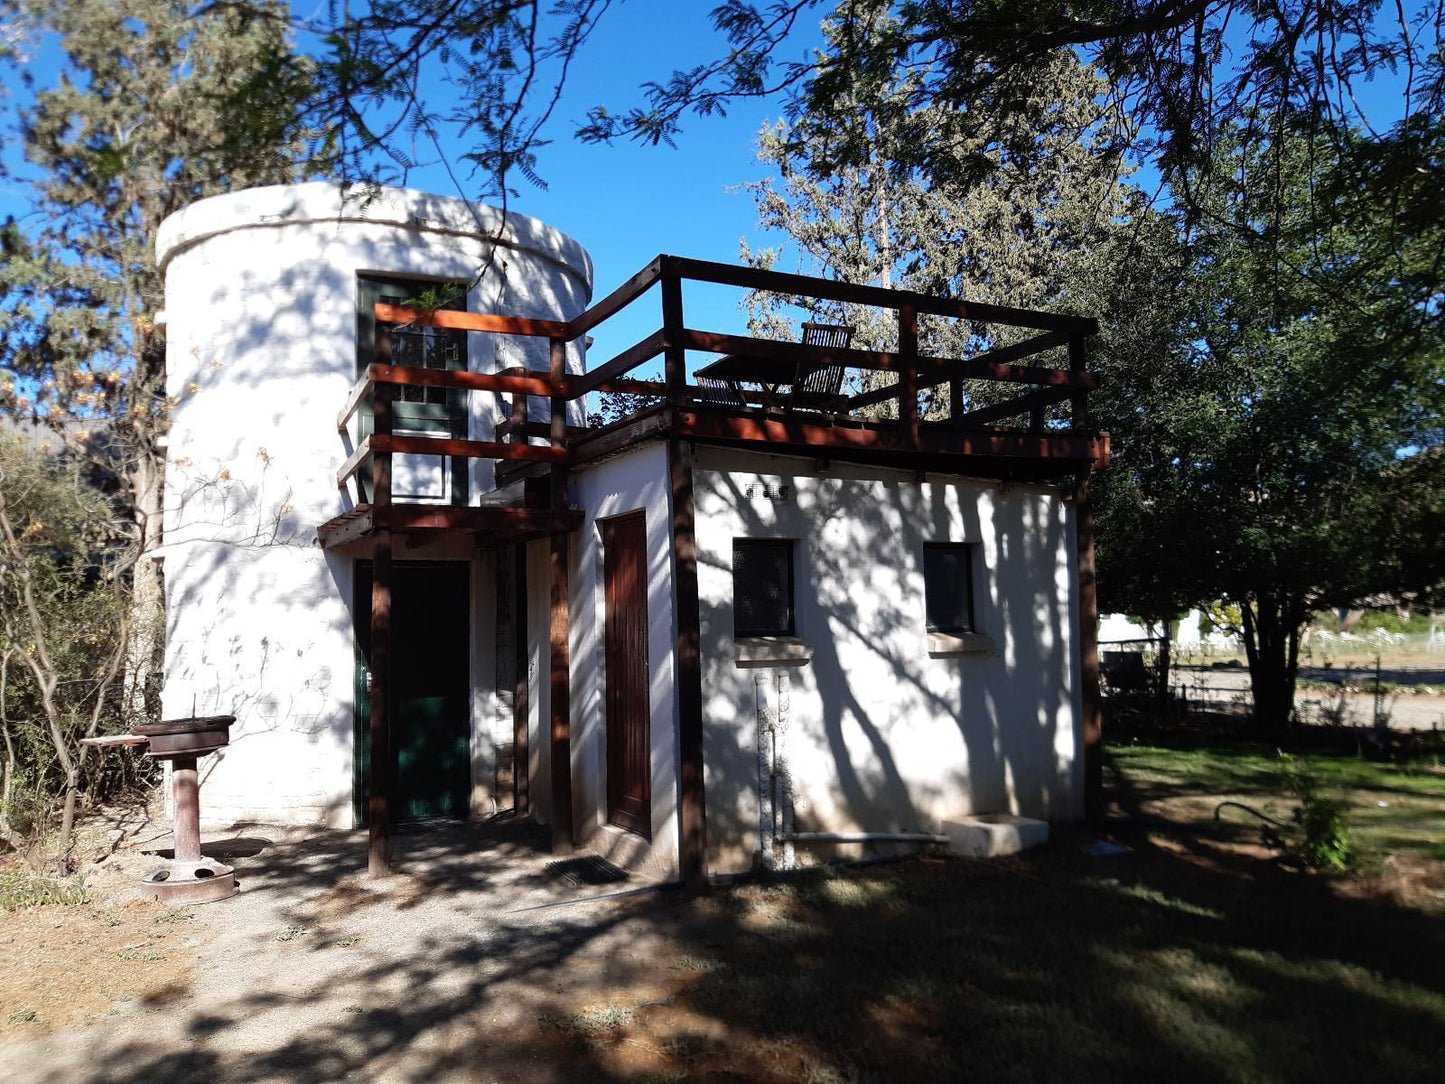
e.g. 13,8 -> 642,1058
566,329 -> 666,398
317,507 -> 375,548
1069,335 -> 1091,429
375,301 -> 568,339
370,362 -> 560,399
1074,473 -> 1104,823
670,438 -> 708,892
338,369 -> 374,432
948,385 -> 1075,428
368,375 -> 393,877
337,437 -> 374,488
569,255 -> 664,337
513,544 -> 529,816
568,405 -> 675,466
593,377 -> 668,397
549,531 -> 574,854
369,433 -> 568,464
846,331 -> 1081,411
678,410 -> 1108,462
662,255 -> 1098,334
497,419 -> 589,441
662,274 -> 686,402
685,329 -> 905,374
898,305 -> 919,448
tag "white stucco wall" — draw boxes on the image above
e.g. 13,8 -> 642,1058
156,182 -> 591,825
693,448 -> 1083,874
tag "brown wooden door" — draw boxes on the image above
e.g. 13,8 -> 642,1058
603,511 -> 651,837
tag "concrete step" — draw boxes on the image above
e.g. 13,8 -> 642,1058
941,814 -> 1049,858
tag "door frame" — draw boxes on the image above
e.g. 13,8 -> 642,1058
352,558 -> 473,826
601,509 -> 652,839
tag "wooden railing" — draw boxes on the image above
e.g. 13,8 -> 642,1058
336,254 -> 1100,500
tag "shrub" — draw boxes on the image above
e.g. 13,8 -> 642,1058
1279,755 -> 1354,872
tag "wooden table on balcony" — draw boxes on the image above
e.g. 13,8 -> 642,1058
693,353 -> 849,413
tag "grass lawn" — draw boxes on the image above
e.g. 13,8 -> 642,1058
1109,739 -> 1445,861
509,739 -> 1445,1082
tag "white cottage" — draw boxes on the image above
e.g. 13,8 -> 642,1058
156,182 -> 1108,886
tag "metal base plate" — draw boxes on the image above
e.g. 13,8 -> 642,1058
141,859 -> 238,905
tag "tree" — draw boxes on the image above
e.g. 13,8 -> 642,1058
0,434 -> 140,874
1095,119 -> 1445,727
739,20 -> 1179,424
585,2 -> 1441,206
0,0 -> 328,720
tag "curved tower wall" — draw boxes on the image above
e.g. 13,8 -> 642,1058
155,182 -> 592,825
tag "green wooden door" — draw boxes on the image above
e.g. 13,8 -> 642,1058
354,561 -> 472,823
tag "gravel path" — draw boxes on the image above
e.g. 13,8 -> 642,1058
2,819 -> 693,1083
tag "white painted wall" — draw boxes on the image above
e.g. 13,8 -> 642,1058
566,443 -> 680,880
693,448 -> 1083,874
156,182 -> 591,825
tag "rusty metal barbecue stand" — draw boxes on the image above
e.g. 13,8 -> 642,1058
81,714 -> 238,905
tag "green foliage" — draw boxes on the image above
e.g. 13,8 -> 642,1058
0,868 -> 88,910
741,25 -> 1165,421
1279,755 -> 1355,873
0,436 -> 147,869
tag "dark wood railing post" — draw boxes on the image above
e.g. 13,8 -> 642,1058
949,376 -> 964,429
1074,469 -> 1103,823
661,269 -> 686,405
670,437 -> 709,892
547,334 -> 575,853
368,331 -> 394,877
1069,335 -> 1090,430
898,304 -> 919,447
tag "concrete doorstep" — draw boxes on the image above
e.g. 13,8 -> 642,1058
941,814 -> 1050,859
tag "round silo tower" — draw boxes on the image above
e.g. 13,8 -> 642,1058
154,182 -> 592,826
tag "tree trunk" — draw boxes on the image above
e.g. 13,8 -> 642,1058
1155,619 -> 1173,721
122,447 -> 165,726
57,768 -> 80,876
1242,595 -> 1302,731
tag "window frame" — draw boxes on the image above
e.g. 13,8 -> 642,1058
923,541 -> 977,636
731,538 -> 797,639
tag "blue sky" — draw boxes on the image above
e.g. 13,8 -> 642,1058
1,0 -> 1417,368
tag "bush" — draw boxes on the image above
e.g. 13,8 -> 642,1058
1279,755 -> 1354,872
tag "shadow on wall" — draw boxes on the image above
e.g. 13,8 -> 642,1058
698,465 -> 1078,866
161,191 -> 589,819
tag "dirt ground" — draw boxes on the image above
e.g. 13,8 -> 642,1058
3,786 -> 1444,1083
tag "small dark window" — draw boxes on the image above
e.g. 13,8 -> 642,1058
732,540 -> 794,637
924,543 -> 976,634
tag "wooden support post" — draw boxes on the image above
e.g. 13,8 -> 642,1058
547,332 -> 574,851
670,438 -> 708,892
548,531 -> 574,853
1074,471 -> 1104,823
661,272 -> 686,404
898,304 -> 919,447
368,375 -> 394,876
512,544 -> 530,816
1069,336 -> 1090,430
949,376 -> 964,429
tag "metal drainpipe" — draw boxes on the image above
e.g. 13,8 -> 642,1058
779,832 -> 951,845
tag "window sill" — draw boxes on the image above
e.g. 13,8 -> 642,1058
735,636 -> 814,668
928,631 -> 995,657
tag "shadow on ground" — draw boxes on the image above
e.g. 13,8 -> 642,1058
6,782 -> 1445,1083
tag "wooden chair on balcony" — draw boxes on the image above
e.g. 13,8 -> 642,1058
693,320 -> 854,413
789,321 -> 853,414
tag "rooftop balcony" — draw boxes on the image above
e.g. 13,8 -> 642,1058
321,254 -> 1109,549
